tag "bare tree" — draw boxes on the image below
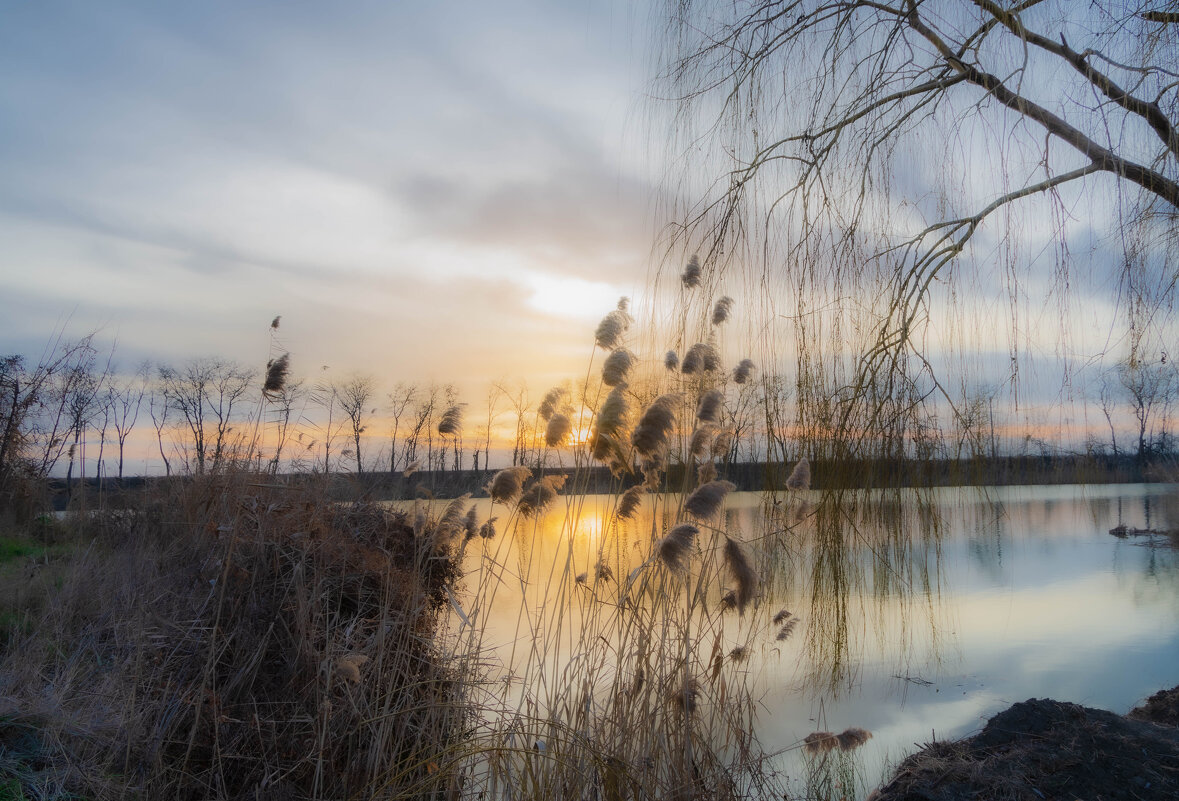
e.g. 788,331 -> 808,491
662,2 -> 1179,446
1116,352 -> 1176,459
336,374 -> 376,474
387,382 -> 417,473
108,363 -> 149,481
158,358 -> 255,474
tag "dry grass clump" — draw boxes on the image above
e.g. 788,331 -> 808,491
0,475 -> 468,800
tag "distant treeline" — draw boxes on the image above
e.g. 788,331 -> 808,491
48,453 -> 1176,509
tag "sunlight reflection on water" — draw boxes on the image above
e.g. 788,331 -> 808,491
438,482 -> 1179,799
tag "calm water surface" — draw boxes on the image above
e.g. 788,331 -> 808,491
451,483 -> 1179,798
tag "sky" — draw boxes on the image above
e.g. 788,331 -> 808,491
0,0 -> 663,396
2,1 -> 1174,474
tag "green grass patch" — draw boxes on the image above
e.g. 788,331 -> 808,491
0,538 -> 45,565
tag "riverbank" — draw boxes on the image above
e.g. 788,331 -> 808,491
42,453 -> 1178,509
871,687 -> 1179,800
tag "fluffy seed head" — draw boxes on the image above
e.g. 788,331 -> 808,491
681,254 -> 702,288
776,617 -> 800,640
617,485 -> 646,520
478,517 -> 498,539
681,342 -> 721,374
438,493 -> 472,530
263,353 -> 291,398
711,296 -> 734,325
684,480 -> 737,519
464,504 -> 479,540
594,309 -> 631,350
803,732 -> 838,755
697,461 -> 717,484
728,646 -> 748,662
723,537 -> 756,614
696,389 -> 724,423
545,413 -> 572,448
689,426 -> 714,459
664,350 -> 679,371
668,678 -> 699,714
733,358 -> 756,384
595,562 -> 614,582
658,523 -> 699,572
837,727 -> 872,751
711,429 -> 733,461
786,457 -> 811,490
486,466 -> 533,503
438,404 -> 463,436
538,387 -> 565,421
602,348 -> 634,387
772,608 -> 793,625
631,393 -> 679,457
617,296 -> 629,312
590,385 -> 629,466
517,475 -> 566,518
403,459 -> 422,478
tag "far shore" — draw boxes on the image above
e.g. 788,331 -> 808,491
45,453 -> 1176,509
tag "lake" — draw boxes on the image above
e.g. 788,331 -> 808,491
442,482 -> 1179,799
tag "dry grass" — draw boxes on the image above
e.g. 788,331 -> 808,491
0,474 -> 467,800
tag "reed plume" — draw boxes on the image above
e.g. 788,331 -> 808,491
463,504 -> 479,541
803,732 -> 838,755
438,493 -> 472,530
486,466 -> 532,503
733,358 -> 755,384
478,517 -> 498,539
711,429 -> 733,461
836,727 -> 872,751
617,485 -> 646,519
589,384 -> 629,468
685,480 -> 737,518
545,413 -> 572,447
576,572 -> 588,585
689,426 -> 714,459
270,314 -> 281,329
602,348 -> 634,387
595,562 -> 614,582
658,523 -> 699,572
681,254 -> 702,288
785,457 -> 811,490
728,645 -> 748,662
517,475 -> 566,517
403,459 -> 422,477
772,609 -> 793,625
723,537 -> 756,614
263,353 -> 291,398
664,350 -> 679,370
668,678 -> 700,714
631,393 -> 679,456
697,461 -> 717,484
696,389 -> 724,423
538,387 -> 566,420
616,296 -> 629,312
681,342 -> 721,374
718,589 -> 736,611
711,295 -> 734,325
775,617 -> 799,640
437,404 -> 463,436
594,309 -> 631,350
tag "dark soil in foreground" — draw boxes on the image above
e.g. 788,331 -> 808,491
872,688 -> 1179,800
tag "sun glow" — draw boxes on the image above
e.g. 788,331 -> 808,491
523,271 -> 627,320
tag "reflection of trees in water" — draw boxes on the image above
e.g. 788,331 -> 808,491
755,489 -> 948,693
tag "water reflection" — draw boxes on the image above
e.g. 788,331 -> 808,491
438,482 -> 1179,799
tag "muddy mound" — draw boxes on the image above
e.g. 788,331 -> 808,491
1130,686 -> 1179,727
872,696 -> 1179,801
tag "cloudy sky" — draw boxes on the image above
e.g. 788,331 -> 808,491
0,0 -> 663,395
